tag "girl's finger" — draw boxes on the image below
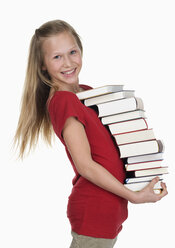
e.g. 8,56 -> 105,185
158,182 -> 168,199
147,177 -> 160,189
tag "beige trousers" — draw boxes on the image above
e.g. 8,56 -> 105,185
70,231 -> 117,248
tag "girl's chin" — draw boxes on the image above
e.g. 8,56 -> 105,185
60,75 -> 79,85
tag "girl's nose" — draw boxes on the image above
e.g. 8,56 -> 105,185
63,55 -> 72,67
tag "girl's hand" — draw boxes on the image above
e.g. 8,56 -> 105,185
130,177 -> 168,204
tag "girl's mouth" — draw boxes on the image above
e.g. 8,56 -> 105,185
61,68 -> 76,76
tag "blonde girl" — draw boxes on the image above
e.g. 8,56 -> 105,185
14,20 -> 168,248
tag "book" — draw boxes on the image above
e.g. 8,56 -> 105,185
124,180 -> 162,191
97,97 -> 144,117
124,152 -> 164,164
108,118 -> 148,135
84,90 -> 135,106
79,84 -> 168,192
125,175 -> 163,184
125,160 -> 163,171
101,110 -> 146,125
118,139 -> 164,158
114,129 -> 155,145
126,166 -> 168,178
76,85 -> 124,100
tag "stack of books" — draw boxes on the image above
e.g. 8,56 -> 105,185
77,85 -> 168,193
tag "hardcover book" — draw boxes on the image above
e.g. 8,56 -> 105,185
76,85 -> 124,100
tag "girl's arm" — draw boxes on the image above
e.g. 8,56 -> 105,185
63,117 -> 168,204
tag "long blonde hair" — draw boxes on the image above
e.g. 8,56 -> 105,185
14,20 -> 83,158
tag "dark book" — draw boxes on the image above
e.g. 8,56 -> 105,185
125,175 -> 163,184
124,152 -> 164,164
126,166 -> 168,178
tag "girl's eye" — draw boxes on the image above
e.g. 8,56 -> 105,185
54,55 -> 61,59
70,50 -> 76,55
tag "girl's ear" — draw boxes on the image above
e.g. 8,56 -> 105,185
42,65 -> 47,71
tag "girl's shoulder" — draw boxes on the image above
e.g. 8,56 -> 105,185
48,91 -> 77,113
49,84 -> 92,107
48,85 -> 92,140
80,84 -> 93,91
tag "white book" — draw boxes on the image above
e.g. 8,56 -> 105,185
114,129 -> 155,145
118,139 -> 164,158
125,160 -> 163,171
76,85 -> 124,100
84,91 -> 134,106
125,175 -> 163,184
101,110 -> 146,125
124,180 -> 162,192
98,97 -> 144,117
108,118 -> 148,135
125,152 -> 164,164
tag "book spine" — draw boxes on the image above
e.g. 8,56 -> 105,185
157,139 -> 165,153
136,97 -> 144,110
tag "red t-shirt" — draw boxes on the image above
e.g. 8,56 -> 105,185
48,84 -> 128,239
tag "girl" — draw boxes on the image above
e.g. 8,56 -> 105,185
14,20 -> 168,248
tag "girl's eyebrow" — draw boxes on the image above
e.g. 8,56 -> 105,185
52,45 -> 78,55
68,45 -> 78,50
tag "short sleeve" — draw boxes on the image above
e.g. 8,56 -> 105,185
48,91 -> 86,143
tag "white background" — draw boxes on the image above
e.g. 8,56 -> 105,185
1,0 -> 175,247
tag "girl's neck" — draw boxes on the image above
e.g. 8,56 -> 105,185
57,83 -> 83,93
48,83 -> 84,102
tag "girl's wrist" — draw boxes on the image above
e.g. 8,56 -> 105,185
126,190 -> 141,204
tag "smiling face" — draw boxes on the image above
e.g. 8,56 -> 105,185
42,31 -> 82,91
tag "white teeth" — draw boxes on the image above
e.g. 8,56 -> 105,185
62,69 -> 75,75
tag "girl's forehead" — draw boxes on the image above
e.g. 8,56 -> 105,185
42,32 -> 78,54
